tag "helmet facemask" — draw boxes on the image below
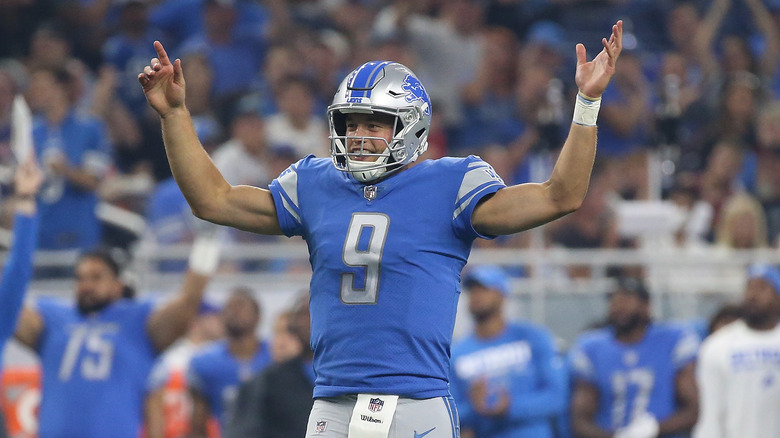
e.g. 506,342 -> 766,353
329,105 -> 428,183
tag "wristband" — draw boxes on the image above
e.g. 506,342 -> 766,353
572,91 -> 602,127
188,234 -> 222,275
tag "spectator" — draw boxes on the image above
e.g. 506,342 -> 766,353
144,300 -> 224,438
265,76 -> 328,158
27,67 -> 112,251
450,26 -> 523,154
0,158 -> 43,438
706,303 -> 742,336
694,264 -> 780,438
569,277 -> 700,438
269,309 -> 303,363
751,101 -> 780,246
178,0 -> 265,120
450,265 -> 567,438
11,236 -> 221,438
714,192 -> 768,249
224,292 -> 314,438
187,287 -> 272,436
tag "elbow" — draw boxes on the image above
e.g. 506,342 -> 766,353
190,205 -> 219,224
554,196 -> 583,217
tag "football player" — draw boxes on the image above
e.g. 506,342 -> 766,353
139,20 -> 624,437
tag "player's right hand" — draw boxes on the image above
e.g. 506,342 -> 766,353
138,41 -> 186,117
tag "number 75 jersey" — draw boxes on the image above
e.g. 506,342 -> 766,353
269,155 -> 505,399
33,297 -> 157,438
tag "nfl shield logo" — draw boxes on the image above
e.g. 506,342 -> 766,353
315,420 -> 327,433
368,397 -> 384,412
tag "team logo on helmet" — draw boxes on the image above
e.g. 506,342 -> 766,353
402,74 -> 431,116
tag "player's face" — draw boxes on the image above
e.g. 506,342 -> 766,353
607,292 -> 648,333
344,113 -> 395,161
222,294 -> 259,338
468,284 -> 503,322
742,278 -> 780,325
75,258 -> 124,314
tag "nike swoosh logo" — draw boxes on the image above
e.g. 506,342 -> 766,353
414,427 -> 436,438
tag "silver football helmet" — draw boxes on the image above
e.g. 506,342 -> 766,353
328,61 -> 432,183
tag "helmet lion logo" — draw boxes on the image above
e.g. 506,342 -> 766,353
401,74 -> 431,116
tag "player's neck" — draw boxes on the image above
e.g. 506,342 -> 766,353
745,315 -> 780,332
614,324 -> 648,344
228,335 -> 259,360
475,315 -> 505,339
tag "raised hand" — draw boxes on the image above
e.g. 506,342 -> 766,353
575,20 -> 623,99
138,41 -> 186,117
14,154 -> 43,198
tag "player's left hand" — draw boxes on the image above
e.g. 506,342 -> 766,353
469,379 -> 509,417
614,412 -> 659,438
575,20 -> 623,99
14,154 -> 43,198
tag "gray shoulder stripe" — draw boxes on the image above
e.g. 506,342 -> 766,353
277,166 -> 300,210
281,196 -> 301,224
457,167 -> 502,202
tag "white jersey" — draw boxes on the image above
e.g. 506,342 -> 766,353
693,320 -> 780,438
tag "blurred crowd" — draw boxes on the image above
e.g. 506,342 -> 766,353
1,0 -> 780,275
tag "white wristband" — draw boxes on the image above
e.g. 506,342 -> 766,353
188,235 -> 222,275
572,92 -> 602,127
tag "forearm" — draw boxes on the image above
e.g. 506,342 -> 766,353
507,364 -> 567,421
0,212 -> 38,342
547,123 -> 597,212
572,417 -> 613,438
658,407 -> 698,436
147,270 -> 210,351
160,107 -> 232,221
63,167 -> 100,191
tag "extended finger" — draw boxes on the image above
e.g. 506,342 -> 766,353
154,41 -> 172,66
575,43 -> 587,66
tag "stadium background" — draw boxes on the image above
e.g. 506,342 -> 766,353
2,0 -> 780,436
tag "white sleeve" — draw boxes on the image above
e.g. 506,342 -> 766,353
693,338 -> 726,438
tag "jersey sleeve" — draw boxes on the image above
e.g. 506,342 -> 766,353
0,213 -> 38,343
568,337 -> 596,384
186,352 -> 209,394
268,157 -> 308,237
451,156 -> 506,240
672,328 -> 700,371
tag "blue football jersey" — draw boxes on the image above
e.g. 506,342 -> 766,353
569,324 -> 700,434
269,155 -> 505,398
450,322 -> 567,438
187,339 -> 272,426
34,298 -> 157,438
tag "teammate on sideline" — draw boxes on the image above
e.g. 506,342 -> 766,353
450,265 -> 567,438
569,278 -> 700,438
139,20 -> 623,437
0,158 -> 43,438
694,264 -> 780,438
187,287 -> 272,436
12,235 -> 221,438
